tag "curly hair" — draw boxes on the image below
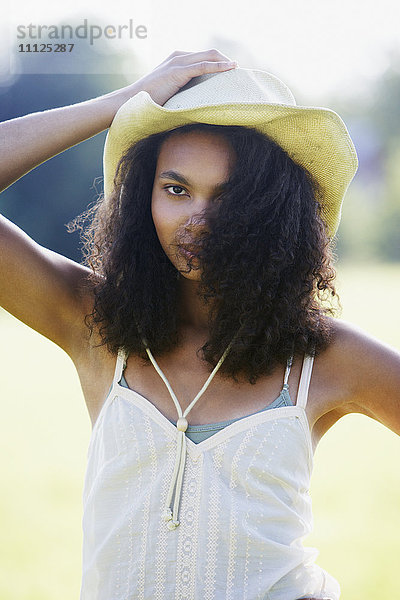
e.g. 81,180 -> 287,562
69,122 -> 339,383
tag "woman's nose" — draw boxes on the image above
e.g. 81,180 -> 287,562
183,219 -> 208,243
184,197 -> 211,229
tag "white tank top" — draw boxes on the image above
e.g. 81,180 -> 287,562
80,349 -> 340,600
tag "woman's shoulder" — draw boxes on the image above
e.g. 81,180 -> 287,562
317,316 -> 400,433
316,316 -> 400,397
324,316 -> 398,364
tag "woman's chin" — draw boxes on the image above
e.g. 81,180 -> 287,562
178,267 -> 202,282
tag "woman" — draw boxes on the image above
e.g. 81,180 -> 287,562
1,49 -> 399,599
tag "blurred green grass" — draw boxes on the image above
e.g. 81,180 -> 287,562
0,262 -> 399,599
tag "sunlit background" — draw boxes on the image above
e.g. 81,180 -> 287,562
1,1 -> 400,598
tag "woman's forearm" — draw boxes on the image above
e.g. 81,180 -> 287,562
0,82 -> 142,193
0,50 -> 237,194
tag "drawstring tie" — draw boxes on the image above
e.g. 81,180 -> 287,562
144,340 -> 233,530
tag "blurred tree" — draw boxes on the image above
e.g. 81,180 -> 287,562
335,53 -> 400,263
371,142 -> 400,261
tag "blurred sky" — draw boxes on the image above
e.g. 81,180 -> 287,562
2,0 -> 400,105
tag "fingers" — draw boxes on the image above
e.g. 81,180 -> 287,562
141,48 -> 239,106
173,59 -> 238,79
168,49 -> 238,80
163,48 -> 236,67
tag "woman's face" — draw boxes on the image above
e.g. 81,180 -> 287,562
151,129 -> 236,281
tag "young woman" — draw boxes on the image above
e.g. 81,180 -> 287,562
1,49 -> 399,600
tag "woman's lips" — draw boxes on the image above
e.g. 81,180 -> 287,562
178,244 -> 200,261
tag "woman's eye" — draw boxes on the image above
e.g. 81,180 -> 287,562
164,185 -> 187,196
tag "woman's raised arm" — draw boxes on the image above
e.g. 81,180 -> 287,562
0,49 -> 237,192
0,50 -> 238,358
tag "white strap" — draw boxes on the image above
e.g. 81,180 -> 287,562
113,348 -> 127,386
145,344 -> 232,421
296,354 -> 315,409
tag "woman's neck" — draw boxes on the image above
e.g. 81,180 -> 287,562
177,278 -> 212,333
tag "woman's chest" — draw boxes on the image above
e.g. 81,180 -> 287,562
117,351 -> 299,426
81,342 -> 350,443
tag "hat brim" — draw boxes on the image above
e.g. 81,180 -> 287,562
103,90 -> 358,238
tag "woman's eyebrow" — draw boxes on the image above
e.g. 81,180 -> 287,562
158,170 -> 228,192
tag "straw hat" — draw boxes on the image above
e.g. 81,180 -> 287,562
103,67 -> 358,237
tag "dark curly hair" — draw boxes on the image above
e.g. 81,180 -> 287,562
69,122 -> 339,383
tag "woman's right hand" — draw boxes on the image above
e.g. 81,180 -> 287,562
124,48 -> 238,106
